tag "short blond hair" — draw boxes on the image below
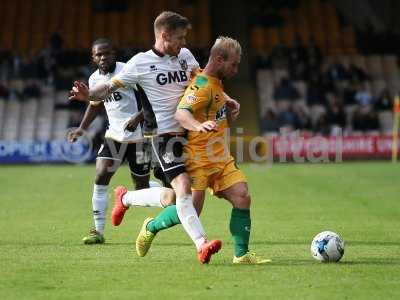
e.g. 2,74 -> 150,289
154,11 -> 191,36
210,36 -> 242,60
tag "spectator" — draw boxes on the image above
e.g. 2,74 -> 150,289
347,63 -> 369,83
49,32 -> 64,53
0,82 -> 9,99
22,80 -> 42,99
374,89 -> 393,111
274,77 -> 300,112
354,84 -> 373,107
325,93 -> 346,134
343,83 -> 357,105
276,107 -> 300,132
306,74 -> 327,106
352,107 -> 379,133
260,109 -> 280,134
314,113 -> 331,135
306,37 -> 322,70
288,34 -> 307,80
269,43 -> 290,69
324,60 -> 350,83
293,105 -> 312,132
274,77 -> 300,101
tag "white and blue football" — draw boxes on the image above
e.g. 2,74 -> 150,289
311,231 -> 345,262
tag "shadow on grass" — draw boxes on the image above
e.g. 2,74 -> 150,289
345,240 -> 400,246
251,240 -> 400,246
209,258 -> 400,267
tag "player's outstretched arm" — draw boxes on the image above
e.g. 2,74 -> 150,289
68,103 -> 105,143
175,109 -> 218,133
69,80 -> 119,102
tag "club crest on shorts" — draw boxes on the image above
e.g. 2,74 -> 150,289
179,59 -> 188,71
162,152 -> 174,164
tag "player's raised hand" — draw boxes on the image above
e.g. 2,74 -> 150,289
226,98 -> 240,120
197,121 -> 218,133
67,128 -> 84,143
69,81 -> 89,101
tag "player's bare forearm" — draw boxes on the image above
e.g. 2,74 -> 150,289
88,81 -> 118,102
125,111 -> 144,132
175,109 -> 202,131
175,109 -> 218,133
69,80 -> 119,102
79,103 -> 105,130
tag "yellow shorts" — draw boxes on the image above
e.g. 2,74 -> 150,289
186,157 -> 246,194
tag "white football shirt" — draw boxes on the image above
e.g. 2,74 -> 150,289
89,62 -> 142,142
111,48 -> 199,134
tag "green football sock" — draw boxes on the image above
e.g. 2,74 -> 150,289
146,205 -> 181,234
230,208 -> 251,257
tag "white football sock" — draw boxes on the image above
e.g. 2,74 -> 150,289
92,184 -> 108,235
176,194 -> 206,250
122,187 -> 164,207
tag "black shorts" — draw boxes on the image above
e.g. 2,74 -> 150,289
97,138 -> 151,177
150,134 -> 187,183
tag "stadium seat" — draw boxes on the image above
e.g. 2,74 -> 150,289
293,81 -> 307,99
342,27 -> 357,54
29,0 -> 48,52
351,55 -> 367,71
387,78 -> 400,95
15,0 -> 33,54
55,91 -> 70,105
371,80 -> 387,97
266,28 -> 281,51
294,6 -> 311,46
35,96 -> 54,141
120,6 -> 137,47
272,69 -> 289,85
250,27 -> 267,53
63,3 -> 78,49
19,99 -> 39,140
382,55 -> 399,79
378,111 -> 394,135
92,12 -> 106,42
337,55 -> 350,67
323,2 -> 341,52
102,12 -> 121,47
0,98 -> 5,137
0,1 -> 18,50
197,1 -> 212,48
2,101 -> 22,141
366,55 -> 384,79
52,110 -> 71,139
344,104 -> 358,132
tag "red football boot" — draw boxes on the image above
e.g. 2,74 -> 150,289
111,186 -> 128,226
197,239 -> 222,264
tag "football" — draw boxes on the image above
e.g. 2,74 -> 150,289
311,231 -> 345,262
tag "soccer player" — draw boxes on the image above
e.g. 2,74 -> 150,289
69,12 -> 234,263
68,38 -> 175,245
134,37 -> 271,264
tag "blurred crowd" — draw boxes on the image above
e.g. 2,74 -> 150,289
256,36 -> 396,136
0,33 -> 208,130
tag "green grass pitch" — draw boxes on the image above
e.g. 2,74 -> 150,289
0,162 -> 399,299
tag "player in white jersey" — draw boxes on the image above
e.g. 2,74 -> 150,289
70,12 -> 240,263
68,39 -> 175,245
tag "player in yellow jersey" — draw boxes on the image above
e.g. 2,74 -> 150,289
134,36 -> 270,264
175,37 -> 270,264
177,63 -> 245,198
